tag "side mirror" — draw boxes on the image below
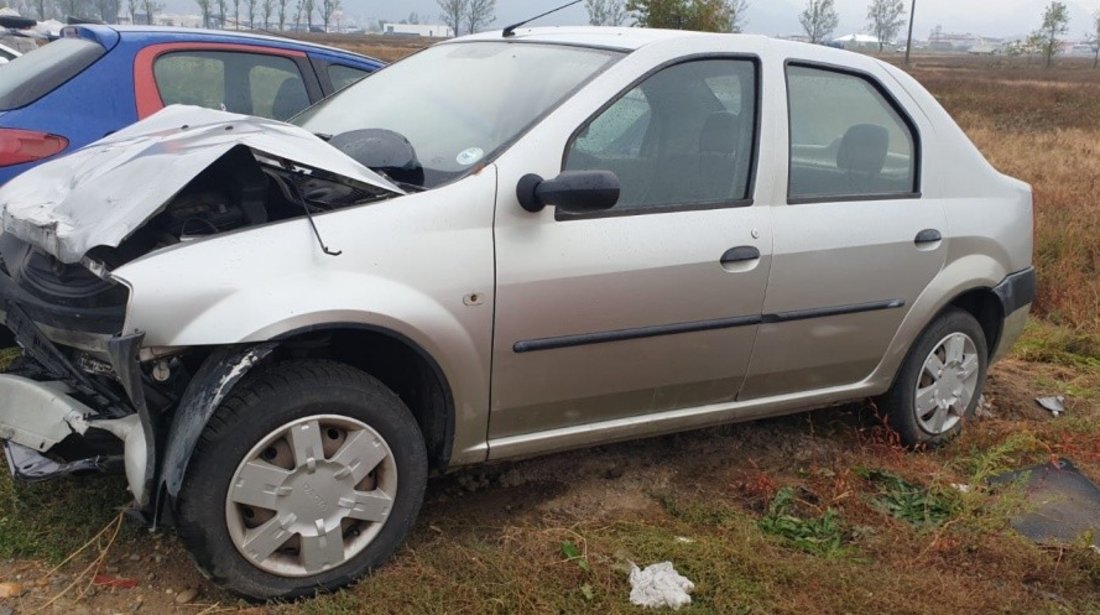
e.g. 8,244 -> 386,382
516,170 -> 620,215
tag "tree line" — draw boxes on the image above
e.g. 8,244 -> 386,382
579,0 -> 907,49
3,0 -> 342,31
5,0 -> 1091,70
435,0 -> 495,36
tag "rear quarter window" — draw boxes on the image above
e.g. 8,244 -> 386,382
0,38 -> 105,111
328,64 -> 370,91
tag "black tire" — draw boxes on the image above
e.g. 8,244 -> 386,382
176,360 -> 428,600
877,308 -> 989,448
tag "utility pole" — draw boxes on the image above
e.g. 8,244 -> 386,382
904,0 -> 917,64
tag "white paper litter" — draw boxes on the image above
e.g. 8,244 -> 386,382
628,561 -> 695,610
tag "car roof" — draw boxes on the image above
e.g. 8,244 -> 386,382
76,24 -> 380,61
456,26 -> 895,77
459,26 -> 770,52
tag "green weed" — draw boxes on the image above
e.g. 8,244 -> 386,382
0,347 -> 17,372
758,487 -> 847,557
857,469 -> 959,528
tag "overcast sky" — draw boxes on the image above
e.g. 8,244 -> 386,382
157,0 -> 1098,40
336,0 -> 1097,39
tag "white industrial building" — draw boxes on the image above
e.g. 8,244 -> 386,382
381,23 -> 454,38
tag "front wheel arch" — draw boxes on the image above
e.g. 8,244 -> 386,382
158,325 -> 455,523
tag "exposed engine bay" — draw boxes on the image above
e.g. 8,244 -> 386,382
0,106 -> 405,265
88,145 -> 400,268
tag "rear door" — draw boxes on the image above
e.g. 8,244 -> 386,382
740,61 -> 947,400
135,45 -> 322,121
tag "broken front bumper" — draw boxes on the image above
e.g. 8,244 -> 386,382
0,375 -> 133,482
0,299 -> 156,507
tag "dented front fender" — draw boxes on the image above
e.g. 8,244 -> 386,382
159,343 -> 277,509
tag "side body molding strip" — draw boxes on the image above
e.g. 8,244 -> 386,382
513,299 -> 906,353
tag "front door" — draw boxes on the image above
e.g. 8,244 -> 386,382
490,57 -> 773,441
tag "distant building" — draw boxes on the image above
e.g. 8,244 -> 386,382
778,34 -> 811,43
832,33 -> 882,50
381,23 -> 454,38
927,26 -> 1002,53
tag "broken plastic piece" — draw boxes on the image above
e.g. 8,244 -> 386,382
628,561 -> 694,610
1036,396 -> 1065,417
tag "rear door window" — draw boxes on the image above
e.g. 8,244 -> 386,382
0,38 -> 105,110
153,51 -> 310,121
786,64 -> 918,202
328,64 -> 370,91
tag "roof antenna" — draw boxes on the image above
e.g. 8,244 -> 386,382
503,0 -> 583,38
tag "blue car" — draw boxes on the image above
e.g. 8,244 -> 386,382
0,25 -> 383,184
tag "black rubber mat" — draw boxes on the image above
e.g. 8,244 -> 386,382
991,458 -> 1100,547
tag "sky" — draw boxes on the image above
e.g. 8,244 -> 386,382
162,0 -> 1100,40
350,0 -> 1098,38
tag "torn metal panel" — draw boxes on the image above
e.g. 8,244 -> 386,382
3,440 -> 118,481
0,375 -> 94,451
0,105 -> 403,264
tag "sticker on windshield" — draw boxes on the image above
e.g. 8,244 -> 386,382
456,147 -> 485,166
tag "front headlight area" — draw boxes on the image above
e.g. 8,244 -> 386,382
0,238 -> 194,510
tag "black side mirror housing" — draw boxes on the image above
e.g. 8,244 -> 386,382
516,170 -> 620,215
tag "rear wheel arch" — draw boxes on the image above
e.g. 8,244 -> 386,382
944,287 -> 1004,359
878,283 -> 1005,395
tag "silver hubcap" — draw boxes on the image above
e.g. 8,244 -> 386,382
225,415 -> 397,577
915,332 -> 980,435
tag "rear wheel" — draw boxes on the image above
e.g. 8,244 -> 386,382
177,360 -> 427,600
878,308 -> 988,448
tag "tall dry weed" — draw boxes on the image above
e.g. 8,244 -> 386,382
913,64 -> 1100,332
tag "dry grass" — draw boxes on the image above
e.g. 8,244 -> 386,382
908,60 -> 1100,330
281,32 -> 432,62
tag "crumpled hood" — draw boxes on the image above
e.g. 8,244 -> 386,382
0,105 -> 404,264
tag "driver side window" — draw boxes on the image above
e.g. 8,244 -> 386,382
563,58 -> 758,215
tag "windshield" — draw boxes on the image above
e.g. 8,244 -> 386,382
0,38 -> 105,110
295,42 -> 623,189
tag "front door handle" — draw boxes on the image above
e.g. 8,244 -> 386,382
720,246 -> 761,265
914,229 -> 942,245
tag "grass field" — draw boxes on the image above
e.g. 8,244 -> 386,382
0,51 -> 1099,613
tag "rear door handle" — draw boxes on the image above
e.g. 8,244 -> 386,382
914,229 -> 942,245
720,246 -> 760,265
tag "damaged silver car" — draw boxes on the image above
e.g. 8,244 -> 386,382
0,27 -> 1034,599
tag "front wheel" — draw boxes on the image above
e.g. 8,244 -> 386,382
176,360 -> 427,600
878,308 -> 989,448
